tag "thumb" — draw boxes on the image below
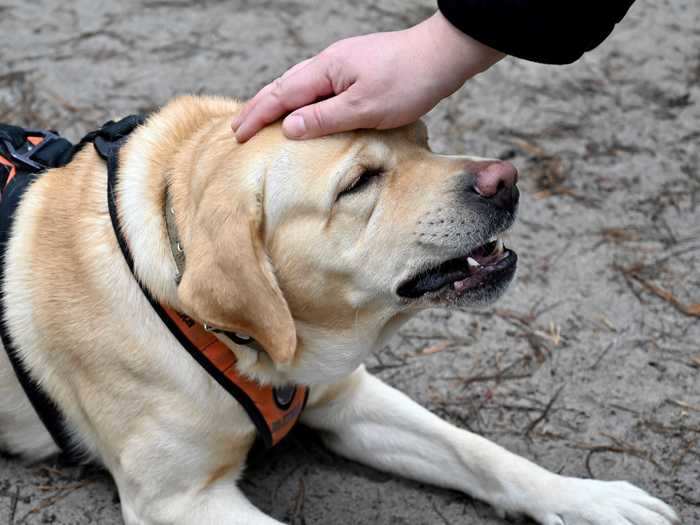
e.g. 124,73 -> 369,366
282,91 -> 374,140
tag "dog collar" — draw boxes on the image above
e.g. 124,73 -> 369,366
164,188 -> 186,283
96,116 -> 308,448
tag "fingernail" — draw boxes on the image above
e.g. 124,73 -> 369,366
231,116 -> 241,130
284,114 -> 306,138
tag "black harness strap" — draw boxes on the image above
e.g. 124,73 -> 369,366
0,124 -> 80,460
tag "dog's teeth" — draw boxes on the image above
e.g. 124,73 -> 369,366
495,238 -> 504,254
467,257 -> 481,268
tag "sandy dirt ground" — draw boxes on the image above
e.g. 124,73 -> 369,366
0,1 -> 698,524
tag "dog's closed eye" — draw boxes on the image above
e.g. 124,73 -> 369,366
337,167 -> 384,200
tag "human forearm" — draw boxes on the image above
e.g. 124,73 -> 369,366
438,0 -> 636,64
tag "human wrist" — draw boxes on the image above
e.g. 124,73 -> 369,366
413,11 -> 505,92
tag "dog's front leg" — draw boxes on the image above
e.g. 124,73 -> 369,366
107,429 -> 284,525
117,480 -> 284,525
302,366 -> 678,525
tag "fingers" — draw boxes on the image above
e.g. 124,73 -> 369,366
231,58 -> 312,130
233,56 -> 336,143
281,89 -> 375,139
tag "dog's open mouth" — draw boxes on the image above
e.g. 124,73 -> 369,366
396,238 -> 517,299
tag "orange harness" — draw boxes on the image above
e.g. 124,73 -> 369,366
154,305 -> 308,447
0,117 -> 308,456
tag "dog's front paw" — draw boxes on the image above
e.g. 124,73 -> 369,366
529,477 -> 679,525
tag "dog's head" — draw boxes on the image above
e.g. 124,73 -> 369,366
171,102 -> 518,384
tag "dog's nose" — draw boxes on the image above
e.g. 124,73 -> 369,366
473,161 -> 519,212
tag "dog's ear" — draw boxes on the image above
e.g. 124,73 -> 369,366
177,178 -> 296,364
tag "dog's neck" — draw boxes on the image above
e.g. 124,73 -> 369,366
116,125 -> 181,308
113,98 -> 286,381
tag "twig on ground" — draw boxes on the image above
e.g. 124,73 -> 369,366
579,445 -> 648,479
494,308 -> 537,325
672,437 -> 699,472
416,340 -> 451,356
35,482 -> 91,492
677,493 -> 700,507
18,480 -> 94,523
367,350 -> 408,374
445,356 -> 533,390
493,305 -> 565,360
634,274 -> 700,317
576,432 -> 664,479
508,138 -> 580,200
666,399 -> 700,412
462,371 -> 532,387
9,486 -> 19,525
525,385 -> 565,438
290,478 -> 306,525
594,314 -> 618,332
607,403 -> 640,415
273,463 -> 304,499
617,264 -> 700,318
642,419 -> 700,435
37,466 -> 66,477
590,341 -> 615,370
430,498 -> 452,525
594,227 -> 642,249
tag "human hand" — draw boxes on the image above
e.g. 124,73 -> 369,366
232,11 -> 504,142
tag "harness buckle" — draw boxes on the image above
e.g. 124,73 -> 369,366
203,323 -> 255,346
0,129 -> 61,173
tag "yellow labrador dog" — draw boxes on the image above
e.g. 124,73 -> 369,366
0,96 -> 677,525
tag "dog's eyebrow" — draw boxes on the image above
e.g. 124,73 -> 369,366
323,147 -> 365,209
323,140 -> 395,222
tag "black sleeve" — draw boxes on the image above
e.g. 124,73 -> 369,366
437,0 -> 635,64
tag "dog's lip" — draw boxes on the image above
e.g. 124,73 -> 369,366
452,247 -> 517,294
396,237 -> 517,299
